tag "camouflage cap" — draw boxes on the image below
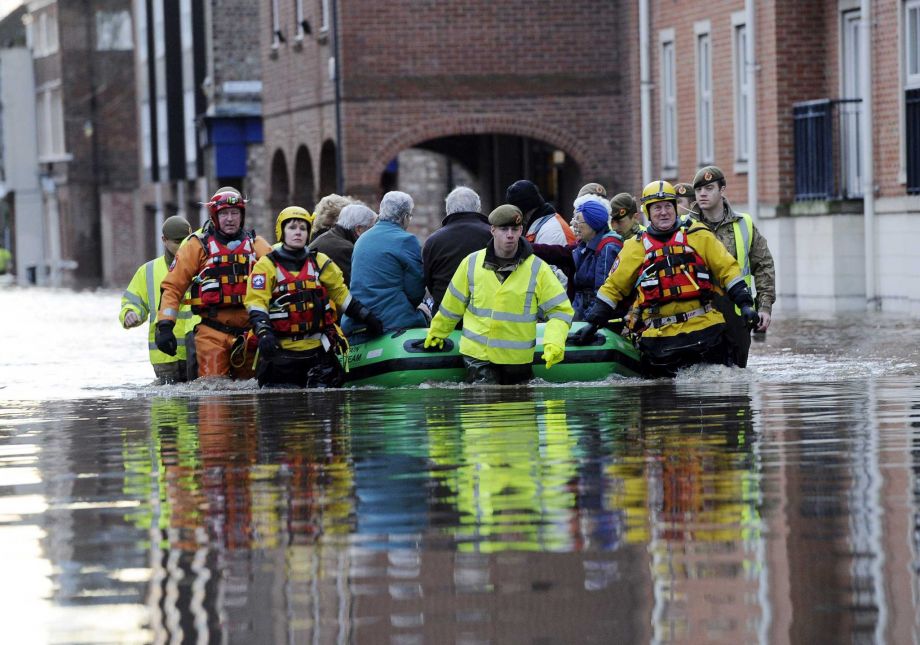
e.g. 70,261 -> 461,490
692,166 -> 725,189
608,192 -> 637,219
577,182 -> 608,199
674,182 -> 695,198
488,204 -> 524,227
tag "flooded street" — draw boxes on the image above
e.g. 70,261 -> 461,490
1,288 -> 919,643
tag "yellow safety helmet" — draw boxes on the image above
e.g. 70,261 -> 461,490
639,180 -> 677,218
275,206 -> 315,244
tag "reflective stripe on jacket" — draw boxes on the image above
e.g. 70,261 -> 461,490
120,255 -> 196,364
431,249 -> 574,364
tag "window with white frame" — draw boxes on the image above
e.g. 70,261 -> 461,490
695,24 -> 714,164
660,32 -> 678,171
321,0 -> 330,32
732,17 -> 749,164
908,0 -> 920,87
37,83 -> 65,159
29,9 -> 59,58
96,10 -> 133,50
295,0 -> 306,40
272,0 -> 282,48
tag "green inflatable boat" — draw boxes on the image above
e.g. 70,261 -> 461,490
339,322 -> 641,387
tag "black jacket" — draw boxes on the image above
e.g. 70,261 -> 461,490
308,225 -> 358,285
422,211 -> 492,311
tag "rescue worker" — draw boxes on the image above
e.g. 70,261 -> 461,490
505,179 -> 577,246
308,203 -> 376,286
608,192 -> 644,238
155,187 -> 273,379
424,204 -> 574,385
573,180 -> 758,378
690,165 -> 775,367
245,206 -> 383,388
570,194 -> 622,320
422,186 -> 492,313
674,183 -> 696,219
120,215 -> 194,384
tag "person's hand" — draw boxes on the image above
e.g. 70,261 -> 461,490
542,343 -> 564,369
154,320 -> 177,356
568,324 -> 598,346
123,311 -> 141,328
757,311 -> 771,332
584,300 -> 615,327
364,311 -> 384,338
423,330 -> 445,351
740,305 -> 759,330
258,332 -> 280,358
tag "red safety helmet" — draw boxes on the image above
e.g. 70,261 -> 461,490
206,187 -> 246,228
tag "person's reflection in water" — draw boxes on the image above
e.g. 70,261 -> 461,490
636,382 -> 764,643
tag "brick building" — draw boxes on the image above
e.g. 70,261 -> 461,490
25,0 -> 138,288
260,0 -> 640,241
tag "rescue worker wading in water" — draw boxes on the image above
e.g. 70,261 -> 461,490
572,180 -> 758,378
155,187 -> 273,379
244,206 -> 383,388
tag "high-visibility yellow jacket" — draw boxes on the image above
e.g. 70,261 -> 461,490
430,246 -> 574,365
596,222 -> 745,339
120,255 -> 196,364
244,251 -> 352,351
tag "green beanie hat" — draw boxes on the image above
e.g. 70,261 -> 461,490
162,215 -> 192,241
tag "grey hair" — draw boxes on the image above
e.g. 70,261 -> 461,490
445,186 -> 481,215
378,190 -> 414,224
337,203 -> 377,231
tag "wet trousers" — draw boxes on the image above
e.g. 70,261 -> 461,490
462,357 -> 532,385
638,323 -> 732,379
152,360 -> 188,385
712,294 -> 752,368
257,347 -> 345,388
194,322 -> 256,380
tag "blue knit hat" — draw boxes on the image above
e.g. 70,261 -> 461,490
576,199 -> 610,232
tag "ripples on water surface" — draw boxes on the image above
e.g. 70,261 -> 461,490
1,288 -> 919,643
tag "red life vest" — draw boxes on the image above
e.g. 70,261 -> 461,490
189,232 -> 257,315
266,252 -> 336,336
594,231 -> 623,256
525,212 -> 577,246
636,227 -> 714,308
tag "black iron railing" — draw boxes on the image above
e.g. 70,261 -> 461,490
907,88 -> 920,194
793,98 -> 863,200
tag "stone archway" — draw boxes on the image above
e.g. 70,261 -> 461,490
269,149 -> 290,232
292,145 -> 316,211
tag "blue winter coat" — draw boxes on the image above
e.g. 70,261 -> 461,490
571,229 -> 623,320
342,220 -> 427,337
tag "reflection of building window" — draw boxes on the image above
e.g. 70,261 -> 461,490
695,22 -> 713,164
37,83 -> 65,160
659,31 -> 677,173
96,10 -> 133,51
732,16 -> 749,164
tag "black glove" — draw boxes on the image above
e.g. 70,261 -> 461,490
258,332 -> 280,358
155,320 -> 177,356
740,305 -> 759,330
249,311 -> 273,338
568,324 -> 598,346
346,300 -> 384,337
584,299 -> 616,327
726,281 -> 755,309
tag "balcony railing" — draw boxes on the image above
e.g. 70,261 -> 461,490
793,98 -> 863,201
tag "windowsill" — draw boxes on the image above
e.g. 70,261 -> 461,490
661,167 -> 679,181
734,161 -> 749,175
317,28 -> 329,44
38,153 -> 72,164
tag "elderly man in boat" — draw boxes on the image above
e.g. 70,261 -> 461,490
424,204 -> 574,385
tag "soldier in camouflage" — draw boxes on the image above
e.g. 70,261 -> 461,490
690,165 -> 775,368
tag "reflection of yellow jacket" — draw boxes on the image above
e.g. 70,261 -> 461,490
120,255 -> 196,364
244,251 -> 352,351
430,248 -> 574,364
596,222 -> 744,339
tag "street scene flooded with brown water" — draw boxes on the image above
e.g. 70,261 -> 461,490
1,288 -> 920,643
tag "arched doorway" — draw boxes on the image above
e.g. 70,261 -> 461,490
319,140 -> 338,199
292,145 -> 316,210
270,149 -> 290,231
378,133 -> 582,236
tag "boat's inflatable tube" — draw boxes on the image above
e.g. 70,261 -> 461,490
340,322 -> 641,387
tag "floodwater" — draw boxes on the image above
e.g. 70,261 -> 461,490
1,287 -> 920,644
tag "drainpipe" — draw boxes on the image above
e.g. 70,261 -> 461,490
745,0 -> 758,223
331,0 -> 344,194
639,0 -> 652,186
860,0 -> 877,310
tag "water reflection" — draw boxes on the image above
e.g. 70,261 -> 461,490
3,378 -> 920,642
